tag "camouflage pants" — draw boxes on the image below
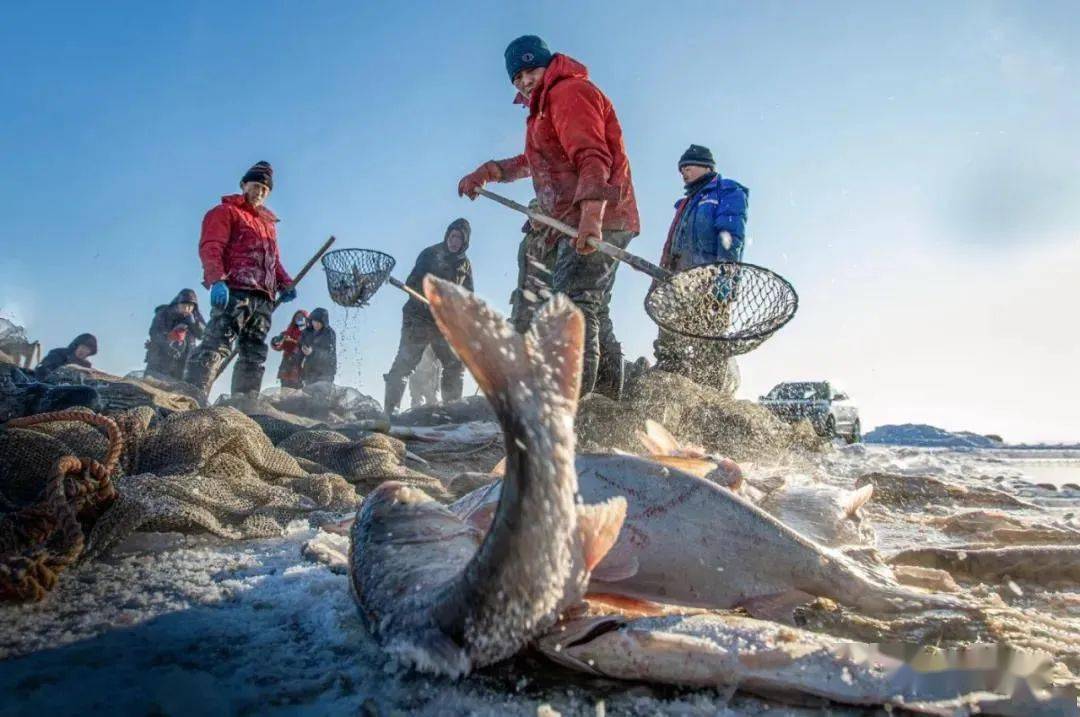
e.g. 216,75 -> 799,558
385,314 -> 464,404
185,290 -> 273,396
653,329 -> 741,396
552,229 -> 634,397
509,230 -> 558,334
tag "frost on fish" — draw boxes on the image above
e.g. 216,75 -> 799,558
537,612 -> 1075,712
348,278 -> 624,676
452,453 -> 968,618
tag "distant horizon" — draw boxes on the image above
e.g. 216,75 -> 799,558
2,2 -> 1077,442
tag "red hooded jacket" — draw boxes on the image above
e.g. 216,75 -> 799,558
494,54 -> 639,234
199,195 -> 293,298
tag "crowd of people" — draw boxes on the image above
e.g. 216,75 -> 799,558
27,34 -> 750,413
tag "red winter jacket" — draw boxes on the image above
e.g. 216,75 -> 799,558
199,195 -> 292,298
494,54 -> 639,234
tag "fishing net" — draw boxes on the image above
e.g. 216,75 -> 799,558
0,411 -> 122,602
644,262 -> 798,356
85,406 -> 360,559
1,405 -> 367,602
277,428 -> 450,499
322,248 -> 396,307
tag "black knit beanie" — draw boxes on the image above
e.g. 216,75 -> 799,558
241,161 -> 274,190
678,144 -> 715,170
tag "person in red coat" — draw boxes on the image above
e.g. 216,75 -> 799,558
458,36 -> 639,397
184,161 -> 296,396
270,309 -> 309,389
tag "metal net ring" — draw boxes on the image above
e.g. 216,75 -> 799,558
321,249 -> 397,308
644,261 -> 798,357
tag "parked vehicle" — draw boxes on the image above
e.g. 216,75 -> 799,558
759,381 -> 861,443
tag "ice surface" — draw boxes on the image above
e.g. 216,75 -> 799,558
1,445 -> 1078,715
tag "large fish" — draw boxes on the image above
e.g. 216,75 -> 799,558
451,456 -> 967,617
536,612 -> 1071,714
349,277 -> 626,677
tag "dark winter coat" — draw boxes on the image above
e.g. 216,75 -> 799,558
271,309 -> 309,387
494,54 -> 639,234
145,289 -> 206,380
300,308 -> 337,385
199,194 -> 293,299
34,334 -> 97,381
660,173 -> 749,271
403,218 -> 474,322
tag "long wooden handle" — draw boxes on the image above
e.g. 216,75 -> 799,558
274,235 -> 337,309
475,189 -> 674,282
388,276 -> 430,305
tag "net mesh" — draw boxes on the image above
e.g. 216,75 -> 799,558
321,248 -> 396,307
644,262 -> 798,355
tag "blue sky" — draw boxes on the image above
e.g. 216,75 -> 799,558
1,2 -> 1077,441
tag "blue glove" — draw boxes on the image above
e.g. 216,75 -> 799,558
278,286 -> 297,303
210,281 -> 229,308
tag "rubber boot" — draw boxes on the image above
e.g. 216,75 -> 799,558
383,375 -> 406,417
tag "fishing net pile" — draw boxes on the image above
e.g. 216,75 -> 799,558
0,406 -> 363,602
577,368 -> 824,461
44,365 -> 200,413
253,382 -> 383,424
277,428 -> 450,500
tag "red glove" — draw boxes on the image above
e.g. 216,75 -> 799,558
457,161 -> 502,199
574,200 -> 606,255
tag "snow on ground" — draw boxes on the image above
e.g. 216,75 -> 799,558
1,445 -> 1078,715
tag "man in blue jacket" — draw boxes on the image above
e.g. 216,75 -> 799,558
655,144 -> 749,394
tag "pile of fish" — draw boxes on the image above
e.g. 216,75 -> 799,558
345,278 -> 1079,714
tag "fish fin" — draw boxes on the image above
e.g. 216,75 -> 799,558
423,276 -> 528,409
584,592 -> 667,617
843,484 -> 874,517
525,294 -> 585,402
642,419 -> 682,455
489,457 -> 506,477
739,590 -> 816,624
576,497 -> 628,572
589,551 -> 640,583
648,454 -> 718,479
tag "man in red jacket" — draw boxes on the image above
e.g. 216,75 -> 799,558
458,35 -> 639,397
185,161 -> 296,396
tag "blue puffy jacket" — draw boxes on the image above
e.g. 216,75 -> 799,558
661,174 -> 749,271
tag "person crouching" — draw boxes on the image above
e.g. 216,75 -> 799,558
271,310 -> 309,389
145,289 -> 205,382
35,334 -> 98,381
300,307 -> 337,386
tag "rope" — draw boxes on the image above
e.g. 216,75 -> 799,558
1,410 -> 124,602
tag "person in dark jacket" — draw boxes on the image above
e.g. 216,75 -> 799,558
271,309 -> 309,389
300,307 -> 337,385
655,144 -> 749,395
145,289 -> 205,382
383,218 -> 473,416
34,333 -> 98,381
184,161 -> 297,397
458,35 -> 639,397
